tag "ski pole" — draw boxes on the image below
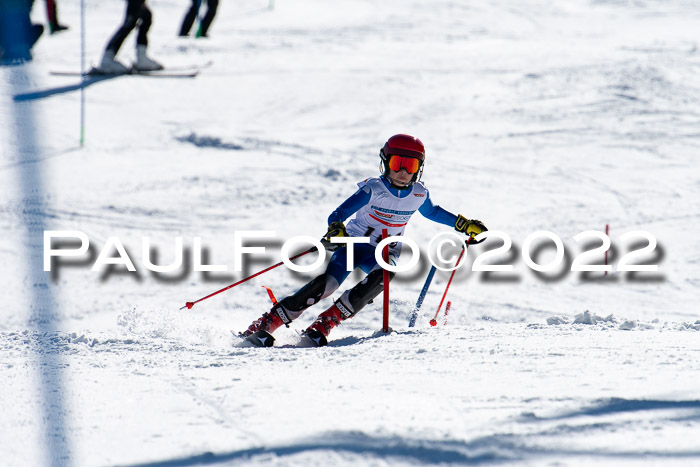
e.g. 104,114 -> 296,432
180,247 -> 316,310
430,238 -> 470,326
408,265 -> 436,327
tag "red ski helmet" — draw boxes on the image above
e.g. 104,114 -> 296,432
380,134 -> 425,186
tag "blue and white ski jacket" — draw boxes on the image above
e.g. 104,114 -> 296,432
328,176 -> 458,245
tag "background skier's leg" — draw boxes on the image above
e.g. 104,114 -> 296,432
199,0 -> 218,37
179,0 -> 197,36
104,0 -> 144,55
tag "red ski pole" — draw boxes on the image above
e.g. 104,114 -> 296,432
430,238 -> 470,326
180,247 -> 316,310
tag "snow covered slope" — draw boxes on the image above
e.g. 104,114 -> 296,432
1,0 -> 699,465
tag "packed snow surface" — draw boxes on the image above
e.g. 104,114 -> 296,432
1,0 -> 699,466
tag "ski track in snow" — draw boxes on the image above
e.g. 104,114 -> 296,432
2,0 -> 700,465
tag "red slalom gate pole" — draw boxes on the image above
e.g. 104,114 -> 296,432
430,239 -> 469,326
180,247 -> 316,310
442,301 -> 452,326
382,229 -> 390,333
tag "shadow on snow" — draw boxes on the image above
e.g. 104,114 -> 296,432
530,397 -> 700,421
12,74 -> 120,101
118,429 -> 700,467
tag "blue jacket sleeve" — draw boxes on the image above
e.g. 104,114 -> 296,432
327,186 -> 371,224
418,194 -> 458,227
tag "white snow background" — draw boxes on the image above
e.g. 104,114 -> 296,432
1,0 -> 700,465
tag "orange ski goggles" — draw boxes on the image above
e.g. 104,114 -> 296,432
387,155 -> 422,174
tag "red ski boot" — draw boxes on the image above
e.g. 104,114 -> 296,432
304,301 -> 351,347
241,311 -> 285,337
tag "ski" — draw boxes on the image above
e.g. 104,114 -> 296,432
50,67 -> 199,78
230,329 -> 328,348
165,60 -> 213,72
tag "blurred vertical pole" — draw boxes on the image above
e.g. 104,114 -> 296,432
80,0 -> 85,147
4,9 -> 71,462
269,0 -> 275,10
382,229 -> 389,333
605,224 -> 609,275
11,72 -> 72,466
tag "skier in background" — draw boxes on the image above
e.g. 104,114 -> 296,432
0,0 -> 44,64
241,134 -> 487,346
42,0 -> 69,34
179,0 -> 218,38
97,0 -> 162,73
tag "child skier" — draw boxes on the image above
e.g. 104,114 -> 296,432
241,134 -> 486,347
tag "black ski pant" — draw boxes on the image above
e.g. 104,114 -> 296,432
278,268 -> 395,321
105,0 -> 152,54
179,0 -> 218,37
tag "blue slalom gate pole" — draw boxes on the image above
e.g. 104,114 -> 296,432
408,265 -> 437,327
